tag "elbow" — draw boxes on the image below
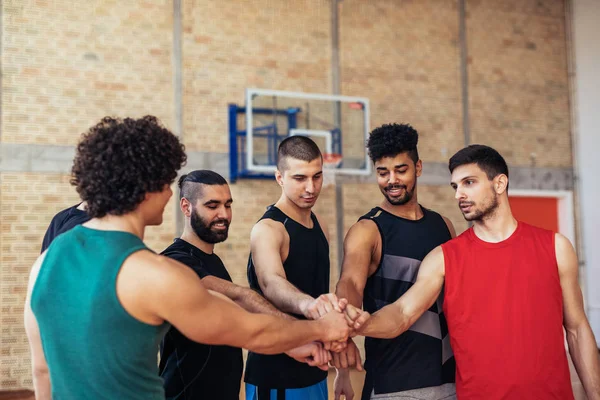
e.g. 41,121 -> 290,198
260,279 -> 277,302
378,308 -> 412,339
32,364 -> 49,380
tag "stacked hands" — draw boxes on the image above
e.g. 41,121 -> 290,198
285,294 -> 370,372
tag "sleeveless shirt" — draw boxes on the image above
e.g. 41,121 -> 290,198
32,225 -> 169,400
245,205 -> 330,389
360,206 -> 455,396
441,222 -> 573,399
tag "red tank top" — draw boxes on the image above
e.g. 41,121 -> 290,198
441,222 -> 573,399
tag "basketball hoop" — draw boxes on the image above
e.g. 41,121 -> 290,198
323,153 -> 342,187
323,153 -> 343,169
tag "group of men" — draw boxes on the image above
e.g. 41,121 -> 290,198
25,116 -> 599,400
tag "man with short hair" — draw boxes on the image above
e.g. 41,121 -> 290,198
347,144 -> 600,399
334,123 -> 456,400
160,170 -> 331,400
245,135 -> 357,400
24,117 -> 353,400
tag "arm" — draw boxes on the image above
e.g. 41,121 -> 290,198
201,276 -> 293,320
357,246 -> 445,339
24,253 -> 51,400
251,220 -> 338,319
556,234 -> 600,399
149,255 -> 350,354
442,215 -> 457,239
336,220 -> 379,308
333,220 -> 379,372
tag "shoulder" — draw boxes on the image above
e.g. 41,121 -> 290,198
312,211 -> 330,240
420,245 -> 447,276
161,242 -> 210,278
440,215 -> 457,238
126,250 -> 201,289
554,232 -> 577,271
252,218 -> 287,237
347,218 -> 380,238
440,228 -> 471,252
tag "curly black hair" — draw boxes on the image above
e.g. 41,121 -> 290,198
366,123 -> 419,164
71,116 -> 187,218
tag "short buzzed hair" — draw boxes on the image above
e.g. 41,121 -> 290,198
277,136 -> 322,172
178,170 -> 227,202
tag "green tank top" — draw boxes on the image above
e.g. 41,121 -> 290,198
31,225 -> 170,400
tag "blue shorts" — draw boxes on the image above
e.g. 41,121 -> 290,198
245,379 -> 328,400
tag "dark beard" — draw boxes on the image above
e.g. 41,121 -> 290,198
383,181 -> 416,206
190,211 -> 229,244
463,194 -> 499,222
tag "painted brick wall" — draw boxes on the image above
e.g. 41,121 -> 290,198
467,0 -> 571,167
1,0 -> 174,146
340,0 -> 465,164
182,0 -> 332,153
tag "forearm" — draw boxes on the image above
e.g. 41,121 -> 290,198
567,324 -> 600,400
201,276 -> 295,320
241,315 -> 323,354
360,303 -> 410,339
236,287 -> 295,320
33,369 -> 51,400
262,275 -> 314,317
335,279 -> 363,308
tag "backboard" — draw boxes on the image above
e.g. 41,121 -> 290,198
229,88 -> 371,182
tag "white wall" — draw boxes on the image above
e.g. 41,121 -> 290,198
573,0 -> 600,345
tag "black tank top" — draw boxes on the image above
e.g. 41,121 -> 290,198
360,206 -> 456,398
245,205 -> 330,389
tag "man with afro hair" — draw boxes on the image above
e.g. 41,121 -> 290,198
23,116 -> 353,400
334,123 -> 457,400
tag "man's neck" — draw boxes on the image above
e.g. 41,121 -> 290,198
275,195 -> 313,228
379,196 -> 423,220
472,204 -> 518,243
83,212 -> 146,240
180,229 -> 214,254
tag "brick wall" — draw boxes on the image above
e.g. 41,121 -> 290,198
340,0 -> 465,164
1,0 -> 175,146
182,0 -> 332,153
467,0 -> 571,167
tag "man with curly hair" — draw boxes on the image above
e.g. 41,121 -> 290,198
23,116 -> 354,400
334,123 -> 457,400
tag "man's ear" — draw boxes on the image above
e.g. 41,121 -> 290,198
494,174 -> 508,194
180,197 -> 193,217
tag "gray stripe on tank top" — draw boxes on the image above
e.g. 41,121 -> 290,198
376,255 -> 422,283
442,334 -> 454,363
407,310 -> 442,339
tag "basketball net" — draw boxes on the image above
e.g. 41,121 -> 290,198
322,153 -> 342,187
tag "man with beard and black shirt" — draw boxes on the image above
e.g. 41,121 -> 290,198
41,202 -> 90,252
159,170 -> 333,400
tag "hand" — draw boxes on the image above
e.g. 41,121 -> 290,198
344,304 -> 370,333
302,293 -> 343,320
331,338 -> 363,371
286,342 -> 331,371
334,368 -> 355,400
329,339 -> 348,353
318,305 -> 350,343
